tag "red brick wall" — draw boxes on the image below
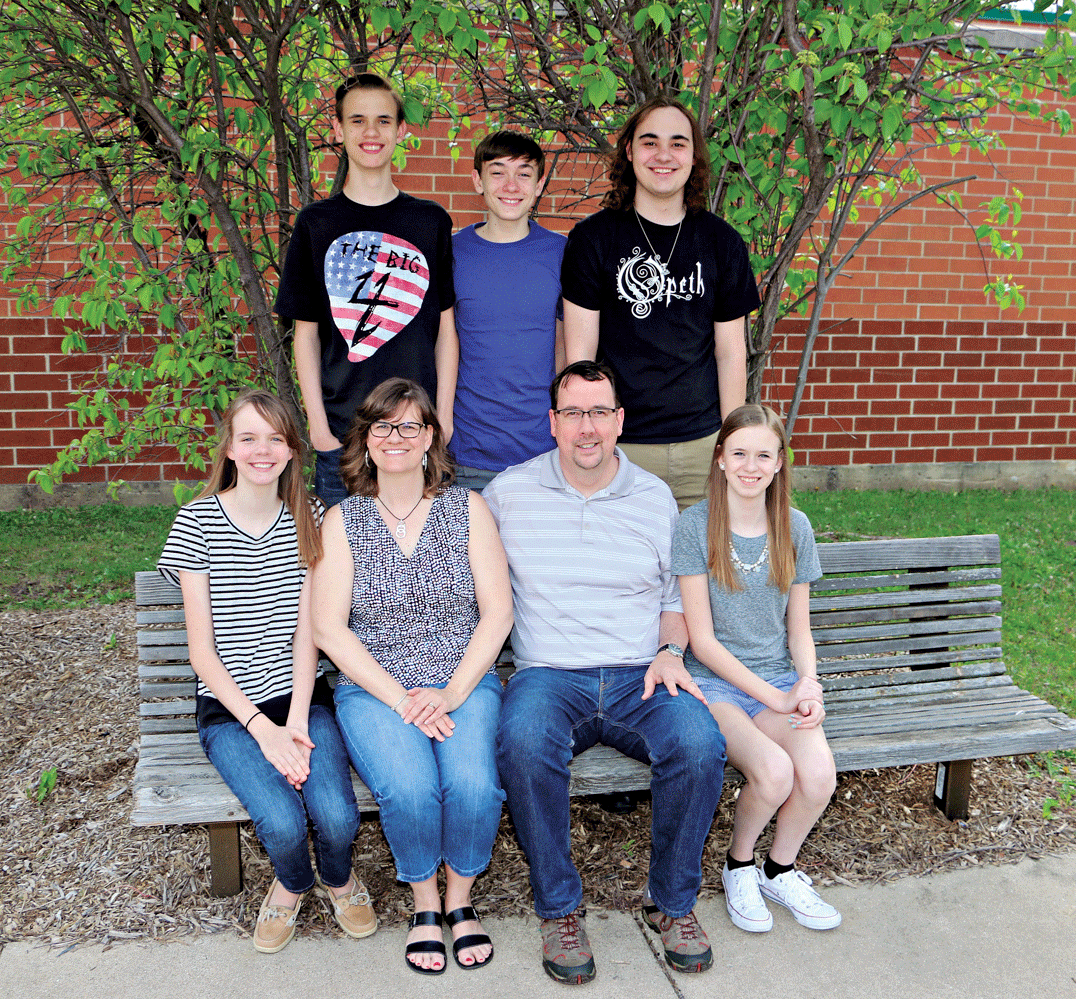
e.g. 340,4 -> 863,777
2,98 -> 1074,492
757,99 -> 1076,466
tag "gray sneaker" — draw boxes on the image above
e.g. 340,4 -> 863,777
760,869 -> 842,930
722,863 -> 773,932
540,910 -> 596,985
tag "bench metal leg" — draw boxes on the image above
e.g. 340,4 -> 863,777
208,822 -> 243,897
933,760 -> 973,820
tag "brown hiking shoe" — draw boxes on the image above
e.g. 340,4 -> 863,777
641,905 -> 713,973
540,909 -> 597,985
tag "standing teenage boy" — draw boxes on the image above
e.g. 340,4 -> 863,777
451,130 -> 566,492
276,73 -> 457,505
561,96 -> 760,510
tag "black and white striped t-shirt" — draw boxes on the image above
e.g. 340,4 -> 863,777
158,494 -> 323,709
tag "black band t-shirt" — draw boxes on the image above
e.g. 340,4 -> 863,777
275,191 -> 455,439
561,207 -> 760,444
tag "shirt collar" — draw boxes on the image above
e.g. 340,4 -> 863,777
538,447 -> 636,499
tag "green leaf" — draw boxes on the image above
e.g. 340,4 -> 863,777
838,18 -> 853,50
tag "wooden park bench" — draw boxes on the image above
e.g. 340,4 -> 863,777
132,533 -> 1076,896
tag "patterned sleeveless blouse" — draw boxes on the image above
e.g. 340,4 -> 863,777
338,486 -> 483,688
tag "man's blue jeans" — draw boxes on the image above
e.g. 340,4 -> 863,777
199,704 -> 359,894
496,665 -> 726,919
334,674 -> 506,882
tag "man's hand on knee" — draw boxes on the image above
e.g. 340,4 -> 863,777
642,654 -> 709,704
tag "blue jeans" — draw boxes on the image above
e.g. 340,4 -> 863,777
314,447 -> 348,507
199,704 -> 359,894
334,673 -> 506,882
496,665 -> 726,919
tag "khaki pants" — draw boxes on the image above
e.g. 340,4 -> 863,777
620,430 -> 719,512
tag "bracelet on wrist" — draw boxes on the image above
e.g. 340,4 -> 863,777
243,709 -> 264,731
391,692 -> 408,715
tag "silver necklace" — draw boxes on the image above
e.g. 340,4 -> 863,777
634,207 -> 684,270
376,494 -> 423,539
730,540 -> 769,574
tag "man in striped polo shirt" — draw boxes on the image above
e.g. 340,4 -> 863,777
484,360 -> 726,985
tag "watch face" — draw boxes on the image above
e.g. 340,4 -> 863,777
661,643 -> 685,659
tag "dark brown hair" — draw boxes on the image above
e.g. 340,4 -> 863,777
335,72 -> 405,124
473,129 -> 545,179
195,389 -> 322,565
549,360 -> 620,411
602,95 -> 711,213
340,378 -> 454,497
706,404 -> 794,592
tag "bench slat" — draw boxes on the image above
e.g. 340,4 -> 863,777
135,573 -> 185,605
813,615 -> 1001,645
821,661 -> 1005,689
817,629 -> 1001,659
810,597 -> 1001,627
815,534 -> 1000,572
827,715 -> 1076,771
139,646 -> 195,662
816,648 -> 1003,675
810,565 -> 1001,594
136,608 -> 187,626
138,628 -> 189,648
823,671 -> 1011,700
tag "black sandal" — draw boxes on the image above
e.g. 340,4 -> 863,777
405,910 -> 446,976
445,905 -> 494,971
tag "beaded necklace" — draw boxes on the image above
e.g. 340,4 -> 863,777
729,539 -> 769,574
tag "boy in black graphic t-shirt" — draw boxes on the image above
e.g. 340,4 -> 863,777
276,74 -> 457,505
562,96 -> 760,510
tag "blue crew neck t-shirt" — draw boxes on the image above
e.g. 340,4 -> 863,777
451,220 -> 565,472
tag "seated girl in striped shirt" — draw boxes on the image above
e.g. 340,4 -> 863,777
158,389 -> 374,954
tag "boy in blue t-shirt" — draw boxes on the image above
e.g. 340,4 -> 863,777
451,131 -> 565,491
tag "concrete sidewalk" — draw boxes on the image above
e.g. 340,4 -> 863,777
3,853 -> 1073,999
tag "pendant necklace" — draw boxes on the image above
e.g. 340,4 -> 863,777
730,540 -> 769,574
376,494 -> 424,539
634,207 -> 684,272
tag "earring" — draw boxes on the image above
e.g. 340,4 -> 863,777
364,450 -> 370,468
422,451 -> 428,471
719,463 -> 725,470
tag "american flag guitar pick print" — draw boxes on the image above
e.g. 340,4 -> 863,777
325,230 -> 430,362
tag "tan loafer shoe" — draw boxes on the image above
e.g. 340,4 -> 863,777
323,875 -> 377,939
253,879 -> 302,954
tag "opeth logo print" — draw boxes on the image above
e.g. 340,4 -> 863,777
325,231 -> 430,361
616,247 -> 704,319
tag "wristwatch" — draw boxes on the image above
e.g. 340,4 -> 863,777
657,643 -> 685,659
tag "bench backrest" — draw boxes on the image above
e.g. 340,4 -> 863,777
136,534 -> 1003,736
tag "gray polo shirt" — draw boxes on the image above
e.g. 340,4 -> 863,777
483,448 -> 682,670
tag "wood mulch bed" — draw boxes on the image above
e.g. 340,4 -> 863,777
2,602 -> 1074,950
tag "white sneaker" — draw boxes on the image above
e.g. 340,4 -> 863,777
721,863 -> 772,932
760,869 -> 842,930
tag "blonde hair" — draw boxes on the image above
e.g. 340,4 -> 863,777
196,389 -> 322,566
706,404 -> 794,592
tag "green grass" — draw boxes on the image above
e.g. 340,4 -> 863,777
794,487 -> 1076,718
0,504 -> 176,609
2,488 -> 1074,719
